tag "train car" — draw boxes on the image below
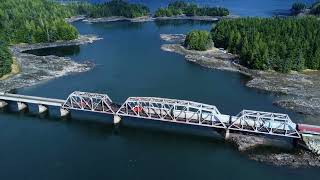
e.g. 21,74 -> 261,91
131,105 -> 227,123
230,116 -> 297,131
297,124 -> 320,135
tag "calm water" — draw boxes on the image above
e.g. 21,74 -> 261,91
1,1 -> 320,180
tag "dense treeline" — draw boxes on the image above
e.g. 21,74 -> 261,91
0,0 -> 79,77
211,17 -> 320,73
0,0 -> 78,44
68,0 -> 150,18
184,30 -> 212,51
155,1 -> 229,17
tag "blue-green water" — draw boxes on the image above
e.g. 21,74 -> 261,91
1,1 -> 320,179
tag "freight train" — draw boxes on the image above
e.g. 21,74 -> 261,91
131,105 -> 298,132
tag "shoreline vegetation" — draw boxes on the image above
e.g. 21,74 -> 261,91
154,1 -> 229,18
67,0 -> 150,19
0,58 -> 20,81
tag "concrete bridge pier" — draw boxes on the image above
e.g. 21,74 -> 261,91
38,104 -> 48,114
225,129 -> 230,140
60,108 -> 70,117
113,115 -> 121,124
0,100 -> 8,108
17,102 -> 28,111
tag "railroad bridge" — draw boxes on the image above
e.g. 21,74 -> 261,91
1,91 -> 319,139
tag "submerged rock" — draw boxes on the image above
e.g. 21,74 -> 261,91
12,35 -> 102,52
0,54 -> 93,92
83,16 -> 154,23
227,132 -> 320,168
249,150 -> 320,168
160,34 -> 186,43
83,15 -> 220,24
66,15 -> 86,23
302,135 -> 320,156
228,133 -> 293,151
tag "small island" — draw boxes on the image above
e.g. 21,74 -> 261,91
155,1 -> 229,18
68,0 -> 150,19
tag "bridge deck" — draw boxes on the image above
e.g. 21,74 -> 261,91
0,93 -> 65,107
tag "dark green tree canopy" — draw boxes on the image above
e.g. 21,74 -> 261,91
155,1 -> 229,17
211,17 -> 320,73
68,0 -> 150,18
184,30 -> 213,51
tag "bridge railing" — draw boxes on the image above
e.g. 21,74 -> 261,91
116,97 -> 228,128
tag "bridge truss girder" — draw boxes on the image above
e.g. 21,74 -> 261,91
62,91 -> 116,114
116,97 -> 227,129
228,110 -> 300,138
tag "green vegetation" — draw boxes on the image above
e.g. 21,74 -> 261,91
0,0 -> 79,77
211,17 -> 320,73
68,0 -> 150,18
291,2 -> 307,14
0,43 -> 12,77
184,30 -> 212,51
155,1 -> 229,17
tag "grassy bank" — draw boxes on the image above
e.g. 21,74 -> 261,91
0,58 -> 20,80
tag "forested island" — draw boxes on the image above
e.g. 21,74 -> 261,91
211,17 -> 320,73
68,0 -> 150,18
154,1 -> 229,17
0,0 -> 79,77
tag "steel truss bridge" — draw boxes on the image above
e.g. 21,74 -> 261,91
0,91 -> 301,138
60,91 -> 300,138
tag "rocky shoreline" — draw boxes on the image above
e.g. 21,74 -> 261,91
81,15 -> 223,23
0,35 -> 101,92
249,150 -> 320,168
227,132 -> 320,168
160,34 -> 320,117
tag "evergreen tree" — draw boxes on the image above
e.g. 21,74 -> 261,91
211,17 -> 320,73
